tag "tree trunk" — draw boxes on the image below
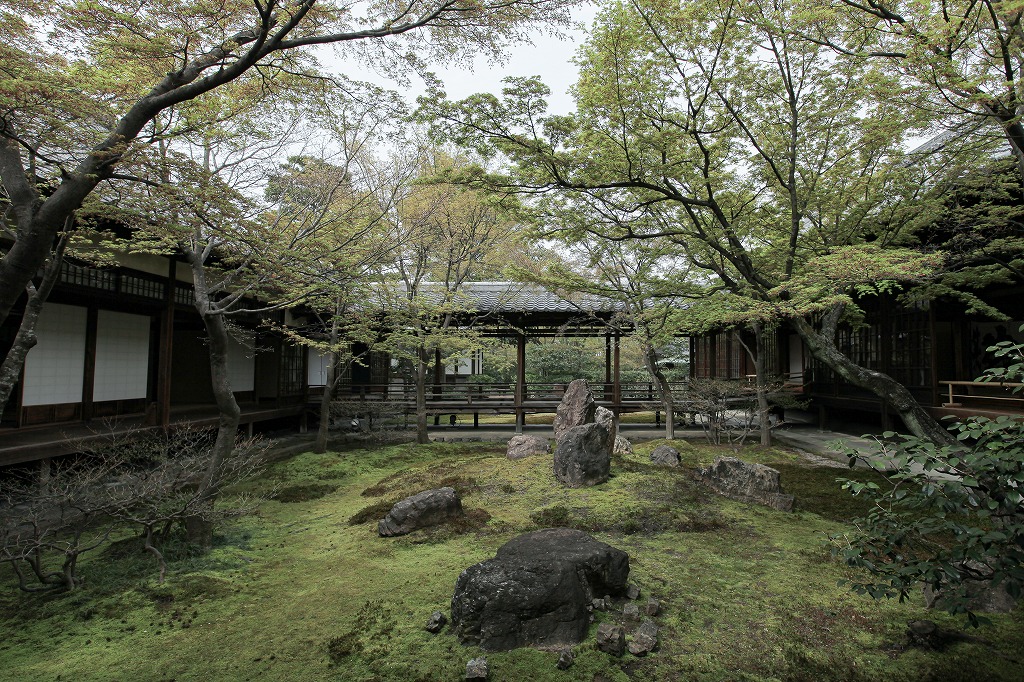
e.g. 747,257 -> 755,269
314,351 -> 338,454
791,309 -> 955,447
0,234 -> 68,413
751,323 -> 772,447
186,263 -> 242,546
415,346 -> 429,444
641,343 -> 675,439
733,325 -> 772,446
0,296 -> 39,412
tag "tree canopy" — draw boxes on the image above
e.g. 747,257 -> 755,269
420,0 -> 1017,444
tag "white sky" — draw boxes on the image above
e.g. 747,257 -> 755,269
326,6 -> 599,116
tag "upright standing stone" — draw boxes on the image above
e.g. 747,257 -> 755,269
553,421 -> 613,487
614,435 -> 633,456
553,379 -> 597,441
595,406 -> 617,453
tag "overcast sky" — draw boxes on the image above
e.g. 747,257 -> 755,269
327,6 -> 599,116
428,6 -> 598,114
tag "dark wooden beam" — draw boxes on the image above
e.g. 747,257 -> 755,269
81,306 -> 98,421
515,333 -> 526,434
157,258 -> 175,432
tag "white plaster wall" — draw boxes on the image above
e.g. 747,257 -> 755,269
227,335 -> 255,392
93,310 -> 151,401
22,303 -> 87,406
308,349 -> 329,386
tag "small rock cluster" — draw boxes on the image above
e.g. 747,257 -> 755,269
593,583 -> 661,658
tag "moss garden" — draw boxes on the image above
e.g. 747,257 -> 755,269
1,439 -> 1021,681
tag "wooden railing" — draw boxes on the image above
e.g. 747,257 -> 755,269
307,381 -> 691,412
940,380 -> 1024,412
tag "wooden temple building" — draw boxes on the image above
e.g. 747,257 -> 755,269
4,246 -> 1023,468
0,267 -> 640,466
688,288 -> 1024,430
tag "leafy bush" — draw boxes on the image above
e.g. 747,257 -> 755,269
832,333 -> 1024,624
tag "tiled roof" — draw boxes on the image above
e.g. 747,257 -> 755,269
452,282 -> 622,314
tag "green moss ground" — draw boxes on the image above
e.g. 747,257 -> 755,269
0,440 -> 1021,681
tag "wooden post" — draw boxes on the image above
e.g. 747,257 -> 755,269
604,334 -> 612,400
613,334 -> 621,419
515,333 -> 526,433
157,258 -> 176,433
81,306 -> 97,422
433,348 -> 443,426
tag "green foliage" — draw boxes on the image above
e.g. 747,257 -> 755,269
833,336 -> 1024,623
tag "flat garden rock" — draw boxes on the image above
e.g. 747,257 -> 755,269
377,487 -> 464,537
451,528 -> 630,651
552,379 -> 597,441
426,611 -> 447,633
650,444 -> 681,467
698,456 -> 794,512
506,434 -> 550,460
923,561 -> 1020,613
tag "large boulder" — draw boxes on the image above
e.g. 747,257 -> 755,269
552,379 -> 597,441
507,434 -> 550,460
451,529 -> 630,651
378,487 -> 464,537
698,457 -> 794,512
553,421 -> 613,487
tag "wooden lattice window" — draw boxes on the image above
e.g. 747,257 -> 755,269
279,343 -> 304,395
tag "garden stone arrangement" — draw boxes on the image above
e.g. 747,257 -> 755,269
698,456 -> 795,512
552,380 -> 614,487
377,487 -> 465,537
450,528 -> 630,651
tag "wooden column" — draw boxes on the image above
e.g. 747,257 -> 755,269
928,303 -> 939,407
157,258 -> 176,432
613,333 -> 621,418
433,347 -> 443,426
81,306 -> 98,422
515,333 -> 526,433
604,334 -> 612,400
